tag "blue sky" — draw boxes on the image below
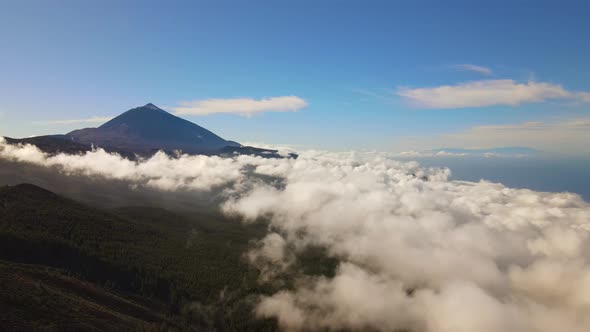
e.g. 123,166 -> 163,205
1,0 -> 589,153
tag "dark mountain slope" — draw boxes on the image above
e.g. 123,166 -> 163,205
0,260 -> 166,331
3,135 -> 93,155
68,103 -> 240,154
0,183 -> 276,331
3,103 -> 294,159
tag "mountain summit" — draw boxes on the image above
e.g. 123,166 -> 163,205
68,103 -> 240,154
5,103 -> 293,159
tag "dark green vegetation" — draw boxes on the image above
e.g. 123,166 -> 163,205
0,260 -> 166,331
0,183 -> 281,331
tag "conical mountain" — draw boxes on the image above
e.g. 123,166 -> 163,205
68,103 -> 241,154
4,103 -> 291,159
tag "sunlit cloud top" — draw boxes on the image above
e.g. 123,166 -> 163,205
173,96 -> 308,117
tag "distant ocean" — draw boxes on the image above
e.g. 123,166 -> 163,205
411,157 -> 590,202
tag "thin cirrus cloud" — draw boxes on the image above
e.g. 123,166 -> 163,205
441,117 -> 590,154
173,96 -> 308,117
397,117 -> 590,155
397,79 -> 590,109
34,116 -> 113,125
453,64 -> 493,76
578,92 -> 590,103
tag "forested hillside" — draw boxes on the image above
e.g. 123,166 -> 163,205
0,183 -> 278,331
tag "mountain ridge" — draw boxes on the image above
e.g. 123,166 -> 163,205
3,103 -> 295,159
68,103 -> 241,153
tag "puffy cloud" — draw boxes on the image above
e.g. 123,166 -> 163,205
239,141 -> 301,158
453,64 -> 493,76
173,96 -> 308,116
0,137 -> 250,191
2,137 -> 590,331
246,233 -> 295,283
397,79 -> 588,109
33,116 -> 113,125
256,263 -> 422,331
222,148 -> 590,332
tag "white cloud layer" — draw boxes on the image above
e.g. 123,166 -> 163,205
173,96 -> 308,116
398,79 -> 590,109
2,138 -> 590,332
0,137 -> 248,191
221,150 -> 590,332
454,64 -> 493,76
33,116 -> 114,125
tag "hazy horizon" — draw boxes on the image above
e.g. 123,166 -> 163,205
2,1 -> 590,155
1,2 -> 589,332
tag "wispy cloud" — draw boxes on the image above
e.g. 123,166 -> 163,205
453,64 -> 493,76
392,147 -> 538,158
446,118 -> 590,152
397,79 -> 590,109
398,117 -> 590,155
34,116 -> 113,125
577,92 -> 590,103
353,88 -> 398,103
173,96 -> 308,116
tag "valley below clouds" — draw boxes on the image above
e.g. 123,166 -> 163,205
2,137 -> 590,332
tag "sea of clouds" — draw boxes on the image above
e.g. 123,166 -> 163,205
2,136 -> 590,332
